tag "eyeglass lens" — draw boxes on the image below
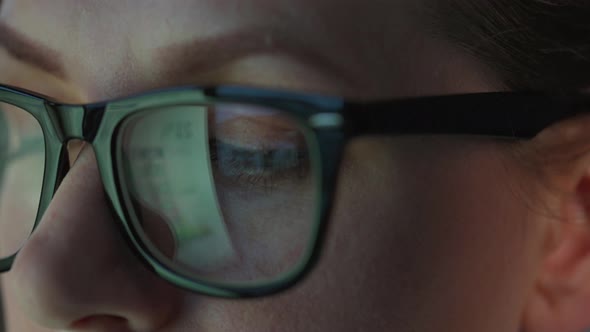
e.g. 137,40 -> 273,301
0,102 -> 45,258
116,103 -> 320,286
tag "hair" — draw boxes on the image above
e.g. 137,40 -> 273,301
429,0 -> 590,91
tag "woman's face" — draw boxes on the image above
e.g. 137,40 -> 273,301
0,0 -> 552,331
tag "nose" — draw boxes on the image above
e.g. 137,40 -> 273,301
6,145 -> 183,331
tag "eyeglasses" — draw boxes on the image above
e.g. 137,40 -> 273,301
0,84 -> 587,298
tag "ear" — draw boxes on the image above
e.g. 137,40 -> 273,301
521,114 -> 590,332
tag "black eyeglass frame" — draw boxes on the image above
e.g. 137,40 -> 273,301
0,83 -> 588,298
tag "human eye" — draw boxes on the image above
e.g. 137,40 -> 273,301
208,103 -> 312,194
209,137 -> 310,192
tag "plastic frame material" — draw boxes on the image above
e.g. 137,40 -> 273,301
0,83 -> 588,298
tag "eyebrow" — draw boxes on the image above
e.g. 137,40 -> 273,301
0,21 -> 67,79
0,21 -> 340,92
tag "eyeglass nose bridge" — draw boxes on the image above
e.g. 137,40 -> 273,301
46,102 -> 107,143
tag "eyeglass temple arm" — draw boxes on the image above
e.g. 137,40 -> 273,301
343,92 -> 590,139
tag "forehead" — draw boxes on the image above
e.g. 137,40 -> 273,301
0,0 -> 497,100
2,0 -> 423,38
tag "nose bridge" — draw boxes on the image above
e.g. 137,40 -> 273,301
49,103 -> 106,142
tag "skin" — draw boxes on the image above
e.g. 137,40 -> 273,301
0,0 -> 586,331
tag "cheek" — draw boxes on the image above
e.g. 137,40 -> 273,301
1,275 -> 53,332
269,137 -> 540,331
318,137 -> 541,331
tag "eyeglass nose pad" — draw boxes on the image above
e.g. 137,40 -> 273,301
51,139 -> 88,194
67,139 -> 86,165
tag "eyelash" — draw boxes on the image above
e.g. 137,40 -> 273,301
208,139 -> 309,192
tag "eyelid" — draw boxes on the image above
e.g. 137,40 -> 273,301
211,104 -> 305,149
212,103 -> 297,131
174,53 -> 348,97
